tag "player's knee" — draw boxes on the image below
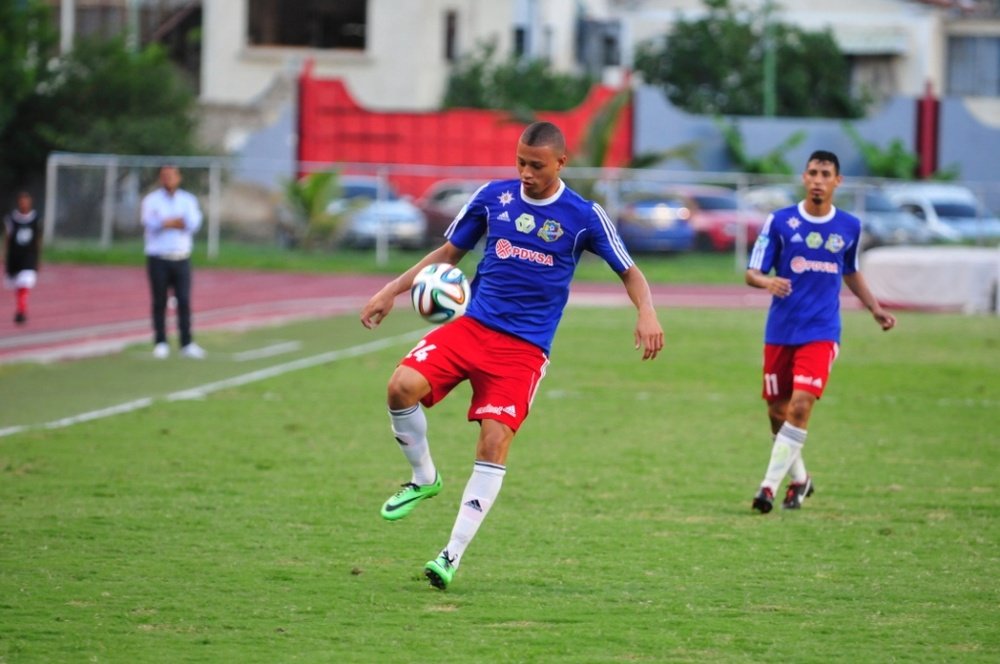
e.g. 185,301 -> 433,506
476,422 -> 514,464
786,395 -> 815,425
386,367 -> 427,409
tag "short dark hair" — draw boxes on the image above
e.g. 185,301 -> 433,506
807,150 -> 840,174
520,121 -> 566,153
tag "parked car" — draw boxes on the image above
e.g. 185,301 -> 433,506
739,184 -> 798,214
884,183 -> 1000,244
618,184 -> 765,252
614,187 -> 696,254
415,179 -> 483,244
840,189 -> 936,251
328,175 -> 427,249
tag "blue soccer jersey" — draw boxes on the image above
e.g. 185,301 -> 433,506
747,202 -> 862,345
445,178 -> 634,355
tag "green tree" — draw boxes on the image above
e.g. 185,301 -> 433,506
634,0 -> 864,118
40,39 -> 199,156
0,0 -> 57,190
1,1 -> 201,192
443,40 -> 593,112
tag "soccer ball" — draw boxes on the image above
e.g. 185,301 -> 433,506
410,263 -> 471,323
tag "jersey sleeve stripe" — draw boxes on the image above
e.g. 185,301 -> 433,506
593,203 -> 634,269
747,214 -> 774,270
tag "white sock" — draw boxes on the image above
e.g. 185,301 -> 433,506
761,423 -> 807,493
388,405 -> 436,486
442,461 -> 506,568
788,454 -> 809,484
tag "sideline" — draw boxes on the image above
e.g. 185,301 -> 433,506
0,330 -> 426,439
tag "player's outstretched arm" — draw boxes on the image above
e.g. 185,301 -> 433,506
359,241 -> 467,329
843,272 -> 896,331
618,265 -> 663,360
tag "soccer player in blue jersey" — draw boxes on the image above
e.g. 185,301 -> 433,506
746,150 -> 896,513
360,121 -> 664,589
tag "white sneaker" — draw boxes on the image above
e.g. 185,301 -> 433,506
181,342 -> 206,359
153,342 -> 170,359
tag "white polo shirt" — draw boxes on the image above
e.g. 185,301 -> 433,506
141,187 -> 203,259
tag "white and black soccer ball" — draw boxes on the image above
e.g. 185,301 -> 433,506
410,263 -> 471,324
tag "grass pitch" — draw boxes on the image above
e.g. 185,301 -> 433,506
1,307 -> 997,662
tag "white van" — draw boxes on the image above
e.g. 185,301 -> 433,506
883,183 -> 1000,244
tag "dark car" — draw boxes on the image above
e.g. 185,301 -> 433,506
843,190 -> 936,251
657,185 -> 767,252
416,179 -> 483,244
614,189 -> 697,254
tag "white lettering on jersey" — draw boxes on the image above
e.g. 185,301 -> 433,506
405,339 -> 437,363
790,256 -> 839,274
494,238 -> 554,266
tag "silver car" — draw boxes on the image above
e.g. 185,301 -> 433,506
329,176 -> 427,249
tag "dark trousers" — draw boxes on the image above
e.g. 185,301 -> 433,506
147,256 -> 194,347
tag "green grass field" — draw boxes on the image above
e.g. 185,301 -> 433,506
44,240 -> 745,284
1,307 -> 998,663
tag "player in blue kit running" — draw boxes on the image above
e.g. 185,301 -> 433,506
360,121 -> 664,589
746,150 -> 896,513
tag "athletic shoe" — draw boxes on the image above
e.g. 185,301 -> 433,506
782,477 -> 815,510
380,474 -> 442,521
752,487 -> 774,513
153,342 -> 170,359
180,343 -> 206,359
424,550 -> 457,590
13,312 -> 26,324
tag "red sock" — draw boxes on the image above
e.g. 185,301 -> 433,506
16,287 -> 28,314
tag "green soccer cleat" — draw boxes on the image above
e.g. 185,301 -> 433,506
424,550 -> 457,590
380,474 -> 442,521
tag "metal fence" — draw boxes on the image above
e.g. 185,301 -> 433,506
44,151 -> 1000,267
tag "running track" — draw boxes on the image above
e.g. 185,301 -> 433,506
0,264 -> 858,364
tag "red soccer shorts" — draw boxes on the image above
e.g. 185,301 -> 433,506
399,316 -> 549,431
761,341 -> 839,402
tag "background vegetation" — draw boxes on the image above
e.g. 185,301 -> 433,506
0,0 -> 200,193
634,0 -> 866,118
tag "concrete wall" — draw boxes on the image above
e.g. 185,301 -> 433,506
200,0 -> 612,111
633,85 -> 914,176
634,84 -> 1000,210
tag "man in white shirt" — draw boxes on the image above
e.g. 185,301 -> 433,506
141,165 -> 206,359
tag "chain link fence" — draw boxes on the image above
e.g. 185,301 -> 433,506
43,152 -> 1000,267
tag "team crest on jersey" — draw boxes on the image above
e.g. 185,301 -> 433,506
805,232 -> 823,249
825,233 -> 845,253
499,190 -> 514,206
537,219 -> 563,242
787,217 -> 802,229
515,213 -> 536,233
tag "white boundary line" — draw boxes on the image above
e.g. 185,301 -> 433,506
231,341 -> 302,361
0,330 -> 426,439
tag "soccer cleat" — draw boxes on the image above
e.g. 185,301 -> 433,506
13,312 -> 26,324
153,342 -> 170,359
380,473 -> 442,521
752,486 -> 774,513
424,550 -> 457,590
782,477 -> 815,510
180,342 -> 206,359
